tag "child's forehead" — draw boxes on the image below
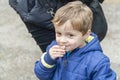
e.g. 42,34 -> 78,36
55,20 -> 73,30
55,24 -> 79,34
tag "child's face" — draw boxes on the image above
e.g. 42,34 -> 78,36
55,20 -> 87,52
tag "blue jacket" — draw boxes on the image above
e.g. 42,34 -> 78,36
34,33 -> 116,80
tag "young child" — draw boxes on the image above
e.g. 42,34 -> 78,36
34,1 -> 116,80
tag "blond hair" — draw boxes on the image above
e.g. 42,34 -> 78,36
52,1 -> 93,35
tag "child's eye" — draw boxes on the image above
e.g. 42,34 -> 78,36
68,34 -> 74,38
56,32 -> 61,36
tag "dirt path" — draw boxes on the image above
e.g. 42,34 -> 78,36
0,0 -> 120,80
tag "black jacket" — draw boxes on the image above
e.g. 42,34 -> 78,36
9,0 -> 107,52
9,0 -> 60,51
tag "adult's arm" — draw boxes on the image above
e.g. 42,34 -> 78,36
9,0 -> 55,30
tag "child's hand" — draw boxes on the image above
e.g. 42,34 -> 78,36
49,45 -> 66,60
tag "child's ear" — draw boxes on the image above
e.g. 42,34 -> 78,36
83,29 -> 91,39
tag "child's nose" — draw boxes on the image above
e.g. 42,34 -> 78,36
60,37 -> 67,43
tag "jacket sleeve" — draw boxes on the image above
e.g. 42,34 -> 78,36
9,0 -> 17,10
9,0 -> 29,13
34,41 -> 57,80
92,57 -> 116,80
9,0 -> 55,31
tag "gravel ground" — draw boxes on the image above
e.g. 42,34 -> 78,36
0,0 -> 120,80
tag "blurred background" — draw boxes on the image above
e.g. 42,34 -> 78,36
0,0 -> 120,80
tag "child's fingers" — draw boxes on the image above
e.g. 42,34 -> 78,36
49,45 -> 66,59
53,51 -> 65,58
50,49 -> 65,59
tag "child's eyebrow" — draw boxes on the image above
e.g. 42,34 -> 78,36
65,31 -> 75,35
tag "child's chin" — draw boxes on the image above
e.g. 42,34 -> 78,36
65,49 -> 69,52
